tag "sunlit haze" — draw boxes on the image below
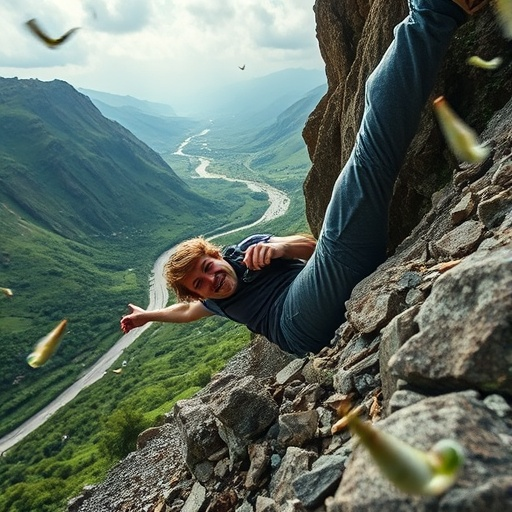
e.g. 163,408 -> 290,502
0,0 -> 323,114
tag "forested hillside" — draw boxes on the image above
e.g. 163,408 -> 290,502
0,77 -> 213,239
0,76 -> 269,438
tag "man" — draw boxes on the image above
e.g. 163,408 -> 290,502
121,0 -> 485,356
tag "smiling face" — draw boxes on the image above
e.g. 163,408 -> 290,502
180,255 -> 238,300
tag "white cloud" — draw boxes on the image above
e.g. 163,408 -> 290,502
85,0 -> 153,33
0,0 -> 323,110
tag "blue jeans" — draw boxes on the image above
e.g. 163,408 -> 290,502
280,0 -> 466,356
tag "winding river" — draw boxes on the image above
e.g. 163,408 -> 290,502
0,131 -> 290,455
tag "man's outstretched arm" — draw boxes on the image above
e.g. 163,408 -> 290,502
120,301 -> 214,334
243,234 -> 316,270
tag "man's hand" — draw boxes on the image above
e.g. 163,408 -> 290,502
243,235 -> 316,271
120,303 -> 148,333
243,242 -> 282,270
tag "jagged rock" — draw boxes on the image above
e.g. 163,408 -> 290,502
478,189 -> 512,229
451,191 -> 476,225
269,447 -> 316,506
173,398 -> 226,479
333,351 -> 379,395
67,485 -> 97,512
431,219 -> 485,258
483,394 -> 512,419
182,481 -> 206,512
255,496 -> 278,512
292,455 -> 345,509
209,376 -> 278,441
200,375 -> 279,468
277,410 -> 319,448
245,441 -> 272,490
236,501 -> 254,512
390,248 -> 512,394
379,305 -> 420,405
276,358 -> 307,385
327,392 -> 512,511
206,489 -> 238,512
292,383 -> 323,411
387,389 -> 427,415
213,458 -> 229,479
346,282 -> 406,334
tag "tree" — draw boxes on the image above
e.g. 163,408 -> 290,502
99,407 -> 148,461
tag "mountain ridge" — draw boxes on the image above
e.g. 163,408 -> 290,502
78,88 -> 200,153
0,77 -> 213,239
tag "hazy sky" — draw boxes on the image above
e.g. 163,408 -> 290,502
0,0 -> 324,111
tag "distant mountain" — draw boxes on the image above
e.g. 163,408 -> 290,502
79,88 -> 200,153
246,84 -> 326,153
78,88 -> 177,117
232,84 -> 325,169
0,77 -> 212,239
185,68 -> 326,128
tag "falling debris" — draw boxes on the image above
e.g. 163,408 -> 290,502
25,18 -> 80,48
238,64 -> 246,70
467,55 -> 503,70
27,319 -> 68,368
493,0 -> 512,40
1,287 -> 13,298
332,406 -> 465,496
433,96 -> 490,164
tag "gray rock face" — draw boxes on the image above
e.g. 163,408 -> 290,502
390,249 -> 512,394
173,397 -> 226,478
327,392 -> 512,512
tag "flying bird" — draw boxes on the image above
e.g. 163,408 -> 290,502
25,18 -> 80,49
238,64 -> 245,70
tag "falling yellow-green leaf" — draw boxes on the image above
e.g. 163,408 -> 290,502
433,96 -> 490,164
27,319 -> 68,368
1,287 -> 13,298
467,55 -> 503,70
335,407 -> 465,496
493,0 -> 512,40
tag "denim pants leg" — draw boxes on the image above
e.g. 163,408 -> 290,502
280,0 -> 466,356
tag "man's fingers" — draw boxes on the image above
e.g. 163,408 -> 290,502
244,243 -> 273,270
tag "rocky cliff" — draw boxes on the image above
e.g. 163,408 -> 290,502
69,2 -> 512,511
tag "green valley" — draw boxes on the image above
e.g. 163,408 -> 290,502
0,73 -> 324,512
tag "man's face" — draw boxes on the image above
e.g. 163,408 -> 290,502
181,255 -> 238,300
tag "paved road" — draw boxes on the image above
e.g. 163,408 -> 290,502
0,132 -> 290,455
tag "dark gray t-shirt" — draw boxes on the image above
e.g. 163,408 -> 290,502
202,234 -> 304,349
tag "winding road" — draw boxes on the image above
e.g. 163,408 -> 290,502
0,131 -> 290,455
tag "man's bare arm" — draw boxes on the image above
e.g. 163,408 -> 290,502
243,234 -> 316,270
120,301 -> 213,333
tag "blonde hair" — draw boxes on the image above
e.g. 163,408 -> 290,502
164,237 -> 222,301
